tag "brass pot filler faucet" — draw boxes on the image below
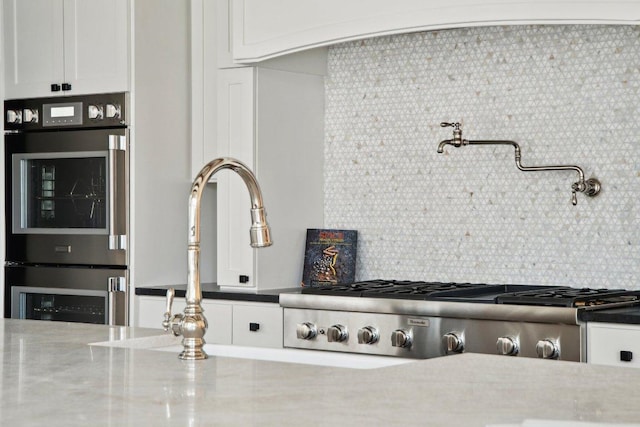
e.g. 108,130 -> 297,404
437,122 -> 601,205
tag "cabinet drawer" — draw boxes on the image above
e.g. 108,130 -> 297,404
135,295 -> 186,329
202,301 -> 233,345
232,303 -> 283,348
587,323 -> 640,368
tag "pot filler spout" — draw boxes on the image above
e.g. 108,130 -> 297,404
162,157 -> 272,360
437,122 -> 601,205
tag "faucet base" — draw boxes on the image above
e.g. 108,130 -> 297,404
179,337 -> 208,360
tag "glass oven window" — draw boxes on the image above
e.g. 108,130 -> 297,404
23,293 -> 106,324
13,152 -> 109,233
14,287 -> 108,324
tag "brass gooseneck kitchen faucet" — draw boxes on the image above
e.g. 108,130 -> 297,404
163,157 -> 272,360
437,122 -> 601,205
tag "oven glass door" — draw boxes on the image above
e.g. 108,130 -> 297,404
13,286 -> 108,324
13,152 -> 108,234
5,265 -> 127,326
5,129 -> 127,265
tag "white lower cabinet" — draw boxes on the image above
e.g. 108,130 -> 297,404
134,295 -> 282,348
232,303 -> 283,348
587,323 -> 640,369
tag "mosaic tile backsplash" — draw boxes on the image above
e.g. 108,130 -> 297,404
324,25 -> 640,289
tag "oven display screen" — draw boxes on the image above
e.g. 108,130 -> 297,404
43,102 -> 83,126
50,106 -> 75,118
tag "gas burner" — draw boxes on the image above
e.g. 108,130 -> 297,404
301,279 -> 485,299
301,280 -> 553,302
361,281 -> 487,300
496,287 -> 640,307
300,280 -> 640,307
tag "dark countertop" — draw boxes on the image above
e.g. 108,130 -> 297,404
580,304 -> 640,324
137,284 -> 640,320
135,282 -> 300,303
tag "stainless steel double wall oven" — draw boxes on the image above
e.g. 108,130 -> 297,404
4,93 -> 128,325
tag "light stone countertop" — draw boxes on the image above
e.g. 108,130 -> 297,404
1,318 -> 640,427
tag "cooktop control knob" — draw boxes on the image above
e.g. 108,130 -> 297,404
391,329 -> 412,349
357,326 -> 379,345
296,322 -> 317,340
23,109 -> 39,123
88,104 -> 104,120
6,109 -> 22,124
327,324 -> 349,342
442,332 -> 465,354
496,336 -> 519,356
536,339 -> 560,359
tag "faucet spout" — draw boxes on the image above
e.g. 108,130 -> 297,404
437,140 -> 453,153
437,122 -> 467,153
166,157 -> 272,360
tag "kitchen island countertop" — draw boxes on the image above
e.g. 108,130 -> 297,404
1,318 -> 639,426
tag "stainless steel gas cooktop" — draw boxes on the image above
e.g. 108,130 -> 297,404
280,280 -> 640,362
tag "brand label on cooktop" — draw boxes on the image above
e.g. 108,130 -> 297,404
408,318 -> 430,327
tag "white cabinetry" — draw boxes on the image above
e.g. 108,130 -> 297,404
587,323 -> 640,369
231,0 -> 640,62
134,295 -> 282,348
3,0 -> 129,99
232,302 -> 283,348
215,66 -> 324,291
191,0 -> 325,292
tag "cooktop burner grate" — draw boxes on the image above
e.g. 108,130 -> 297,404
495,287 -> 640,307
301,280 -> 640,307
300,279 -> 489,299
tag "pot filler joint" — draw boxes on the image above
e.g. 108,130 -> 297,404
437,122 -> 601,206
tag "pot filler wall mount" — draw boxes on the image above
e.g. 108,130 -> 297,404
437,122 -> 601,205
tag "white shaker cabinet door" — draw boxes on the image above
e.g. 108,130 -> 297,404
62,0 -> 129,95
216,67 -> 256,290
3,0 -> 129,99
3,0 -> 65,99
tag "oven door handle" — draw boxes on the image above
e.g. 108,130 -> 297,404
108,276 -> 127,326
108,134 -> 127,250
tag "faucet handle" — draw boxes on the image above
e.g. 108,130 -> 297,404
571,177 -> 601,205
162,288 -> 175,331
440,122 -> 461,130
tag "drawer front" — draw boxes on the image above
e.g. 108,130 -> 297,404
587,323 -> 640,368
201,301 -> 233,345
136,295 -> 186,329
232,303 -> 283,348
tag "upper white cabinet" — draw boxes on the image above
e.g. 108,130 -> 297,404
231,0 -> 640,62
191,0 -> 325,292
3,0 -> 129,99
215,66 -> 325,291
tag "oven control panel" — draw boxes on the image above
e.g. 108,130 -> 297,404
4,92 -> 127,131
283,308 -> 583,361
